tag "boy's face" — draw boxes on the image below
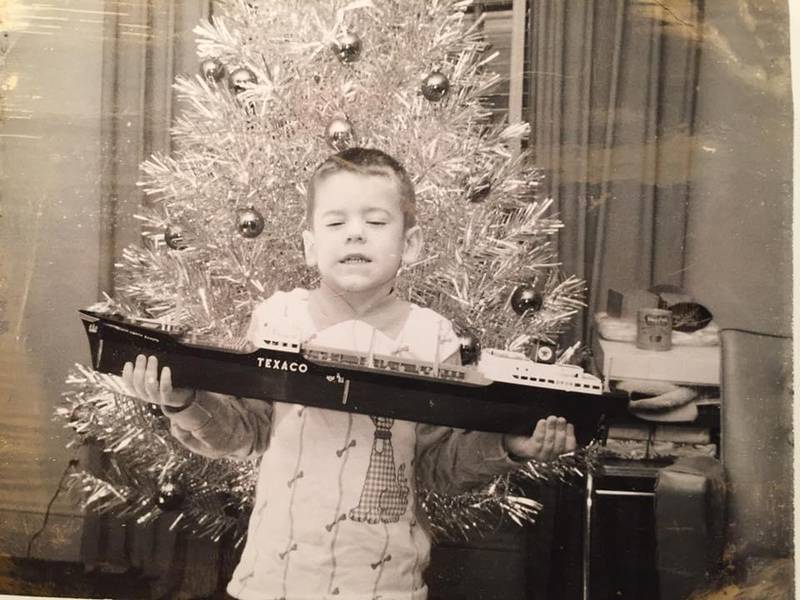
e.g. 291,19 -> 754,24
303,170 -> 422,296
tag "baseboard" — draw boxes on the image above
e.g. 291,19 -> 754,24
0,508 -> 84,562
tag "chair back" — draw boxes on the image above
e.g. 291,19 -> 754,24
720,329 -> 793,559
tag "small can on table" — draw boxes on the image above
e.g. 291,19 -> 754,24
636,308 -> 672,351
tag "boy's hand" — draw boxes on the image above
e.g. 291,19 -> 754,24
503,416 -> 577,462
121,354 -> 195,409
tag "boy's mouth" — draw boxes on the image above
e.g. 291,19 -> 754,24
340,254 -> 371,264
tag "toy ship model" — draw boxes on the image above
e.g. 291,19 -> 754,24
79,309 -> 626,441
298,341 -> 603,394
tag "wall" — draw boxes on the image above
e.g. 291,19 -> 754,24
0,0 -> 211,566
685,0 -> 792,336
0,1 -> 106,560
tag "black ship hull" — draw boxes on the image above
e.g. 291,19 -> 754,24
79,310 -> 629,442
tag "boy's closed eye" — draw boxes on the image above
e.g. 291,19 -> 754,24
364,209 -> 391,225
322,216 -> 345,227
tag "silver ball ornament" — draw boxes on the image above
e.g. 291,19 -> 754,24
236,207 -> 265,238
156,480 -> 186,511
228,67 -> 257,95
510,285 -> 544,315
164,225 -> 188,250
199,57 -> 225,83
326,117 -> 355,151
220,492 -> 244,519
332,32 -> 362,64
421,71 -> 450,102
468,178 -> 492,203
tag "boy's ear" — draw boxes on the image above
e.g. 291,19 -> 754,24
301,230 -> 317,267
402,225 -> 423,265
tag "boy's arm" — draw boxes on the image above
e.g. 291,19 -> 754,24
123,354 -> 273,461
120,294 -> 304,460
416,349 -> 576,494
415,417 -> 576,495
413,328 -> 520,495
164,392 -> 272,460
159,295 -> 289,460
415,424 -> 521,496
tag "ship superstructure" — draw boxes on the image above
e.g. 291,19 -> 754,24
478,348 -> 603,395
258,331 -> 603,395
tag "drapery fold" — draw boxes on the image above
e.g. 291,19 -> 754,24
526,0 -> 701,343
98,0 -> 212,293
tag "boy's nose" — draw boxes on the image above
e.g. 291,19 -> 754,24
345,221 -> 365,241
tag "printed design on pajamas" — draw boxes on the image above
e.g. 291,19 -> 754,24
349,416 -> 409,524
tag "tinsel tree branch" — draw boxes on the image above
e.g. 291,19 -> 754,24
58,0 -> 593,541
59,365 -> 256,543
420,443 -> 602,541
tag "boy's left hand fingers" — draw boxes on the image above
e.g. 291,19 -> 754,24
160,366 -> 173,404
552,417 -> 568,454
121,361 -> 135,396
144,356 -> 160,402
565,423 -> 577,452
541,416 -> 557,453
531,419 -> 546,445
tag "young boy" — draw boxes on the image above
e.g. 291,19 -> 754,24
123,147 -> 576,600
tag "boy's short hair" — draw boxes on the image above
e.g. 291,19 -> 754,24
306,147 -> 417,229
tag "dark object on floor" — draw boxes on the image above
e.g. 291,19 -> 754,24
655,456 -> 725,600
0,555 -> 151,599
587,461 -> 661,599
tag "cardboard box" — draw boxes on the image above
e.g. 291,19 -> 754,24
593,337 -> 720,389
607,289 -> 660,318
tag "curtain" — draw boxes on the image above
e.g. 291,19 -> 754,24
98,0 -> 212,291
526,0 -> 702,344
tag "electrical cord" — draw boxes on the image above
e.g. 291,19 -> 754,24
25,457 -> 79,559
